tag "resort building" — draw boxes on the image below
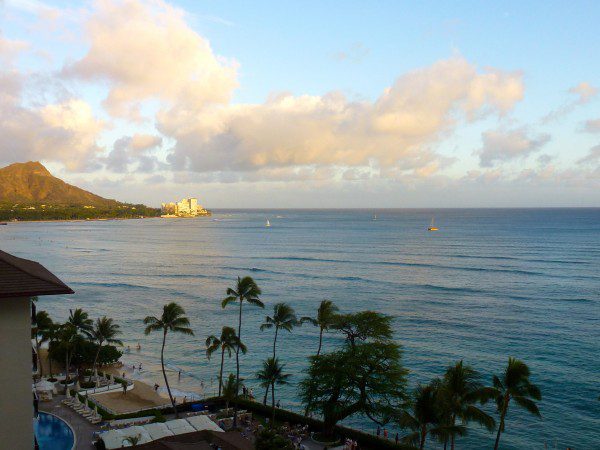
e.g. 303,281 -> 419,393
0,250 -> 73,450
161,197 -> 210,217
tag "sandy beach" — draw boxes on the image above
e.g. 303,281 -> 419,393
90,379 -> 171,414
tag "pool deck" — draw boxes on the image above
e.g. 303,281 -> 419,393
39,395 -> 101,450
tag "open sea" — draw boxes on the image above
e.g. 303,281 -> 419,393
2,209 -> 599,449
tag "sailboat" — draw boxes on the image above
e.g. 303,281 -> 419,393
372,214 -> 378,221
427,217 -> 438,231
265,219 -> 271,228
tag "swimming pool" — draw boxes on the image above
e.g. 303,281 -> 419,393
34,412 -> 75,450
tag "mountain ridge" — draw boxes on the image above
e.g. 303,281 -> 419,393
0,161 -> 118,206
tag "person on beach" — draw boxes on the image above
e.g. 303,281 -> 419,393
395,433 -> 399,444
377,426 -> 380,437
178,370 -> 181,380
383,428 -> 388,439
276,400 -> 280,408
154,383 -> 159,391
250,388 -> 254,398
137,343 -> 141,350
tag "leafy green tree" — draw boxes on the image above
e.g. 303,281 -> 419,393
299,311 -> 407,437
255,357 -> 291,423
491,358 -> 542,450
221,276 -> 263,425
90,317 -> 122,383
332,310 -> 393,348
206,326 -> 246,396
438,360 -> 496,450
32,310 -> 53,378
399,381 -> 466,450
144,302 -> 194,418
260,302 -> 298,359
300,299 -> 339,356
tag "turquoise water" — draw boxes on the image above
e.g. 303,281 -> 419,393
3,209 -> 599,449
34,412 -> 74,450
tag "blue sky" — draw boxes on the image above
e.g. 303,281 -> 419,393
0,0 -> 598,207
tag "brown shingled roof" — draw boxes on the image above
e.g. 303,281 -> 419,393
0,249 -> 74,299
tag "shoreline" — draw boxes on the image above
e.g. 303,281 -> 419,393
2,216 -> 163,224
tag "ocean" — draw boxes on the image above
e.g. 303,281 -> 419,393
2,209 -> 598,449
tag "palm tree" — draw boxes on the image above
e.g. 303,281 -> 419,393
222,276 -> 263,425
90,317 -> 122,383
260,302 -> 298,359
440,360 -> 496,450
255,357 -> 291,423
67,308 -> 93,338
222,373 -> 237,412
144,302 -> 194,418
399,381 -> 465,450
206,326 -> 247,396
300,299 -> 338,416
57,323 -> 83,393
33,310 -> 53,378
41,323 -> 60,379
491,358 -> 542,450
300,299 -> 338,356
124,435 -> 141,446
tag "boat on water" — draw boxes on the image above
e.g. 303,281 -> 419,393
427,217 -> 438,231
265,219 -> 271,227
0,222 -> 7,226
373,214 -> 377,220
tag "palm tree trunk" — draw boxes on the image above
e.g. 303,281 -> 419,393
494,398 -> 509,450
419,426 -> 427,450
64,350 -> 69,394
450,414 -> 456,450
271,382 -> 275,427
218,348 -> 225,397
91,342 -> 102,383
233,299 -> 243,428
161,330 -> 179,419
35,335 -> 43,378
263,385 -> 269,405
317,327 -> 323,356
272,327 -> 278,358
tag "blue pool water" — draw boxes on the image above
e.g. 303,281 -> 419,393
34,412 -> 74,450
4,209 -> 599,449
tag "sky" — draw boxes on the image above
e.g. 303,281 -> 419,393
0,0 -> 599,208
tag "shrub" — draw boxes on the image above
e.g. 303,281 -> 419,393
255,429 -> 295,450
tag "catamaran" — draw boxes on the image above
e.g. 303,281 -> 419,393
427,217 -> 438,231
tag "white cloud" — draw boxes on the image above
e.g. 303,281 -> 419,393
478,128 -> 550,167
63,0 -> 238,120
0,35 -> 103,170
104,134 -> 163,172
577,144 -> 600,165
583,118 -> 600,133
160,57 -> 523,179
542,82 -> 598,123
